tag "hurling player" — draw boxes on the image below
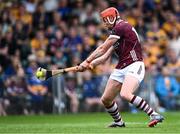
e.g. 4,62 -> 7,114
78,7 -> 164,127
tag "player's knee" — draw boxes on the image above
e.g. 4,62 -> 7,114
120,91 -> 131,101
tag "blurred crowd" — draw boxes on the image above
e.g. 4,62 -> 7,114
0,0 -> 180,115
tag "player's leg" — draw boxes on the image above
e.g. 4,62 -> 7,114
120,75 -> 156,115
101,78 -> 125,127
120,62 -> 164,127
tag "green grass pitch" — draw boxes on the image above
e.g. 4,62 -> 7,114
0,112 -> 179,134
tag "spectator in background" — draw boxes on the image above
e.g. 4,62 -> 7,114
0,41 -> 11,71
155,67 -> 180,110
126,7 -> 141,27
165,48 -> 180,76
79,3 -> 100,25
13,20 -> 31,66
5,74 -> 28,115
64,73 -> 79,113
0,8 -> 12,35
2,30 -> 17,56
43,0 -> 58,12
80,34 -> 95,61
57,0 -> 71,19
30,29 -> 48,52
52,11 -> 63,29
169,28 -> 180,57
143,36 -> 160,66
51,48 -> 67,68
4,56 -> 22,78
33,2 -> 52,29
48,29 -> 64,56
27,68 -> 48,114
96,0 -> 109,11
63,27 -> 82,54
26,54 -> 38,75
146,18 -> 168,49
135,17 -> 147,42
23,0 -> 37,13
18,4 -> 32,26
0,65 -> 6,116
116,0 -> 128,13
162,12 -> 180,36
144,18 -> 168,67
82,70 -> 102,112
72,0 -> 84,17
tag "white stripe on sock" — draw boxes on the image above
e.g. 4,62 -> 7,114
106,103 -> 118,112
132,96 -> 142,106
140,101 -> 146,109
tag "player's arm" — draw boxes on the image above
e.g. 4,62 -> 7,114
90,46 -> 114,68
87,36 -> 118,62
78,36 -> 119,71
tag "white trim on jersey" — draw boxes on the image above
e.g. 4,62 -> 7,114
109,35 -> 120,39
130,50 -> 138,61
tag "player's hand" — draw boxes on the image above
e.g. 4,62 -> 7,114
78,60 -> 90,72
89,63 -> 95,70
35,67 -> 47,80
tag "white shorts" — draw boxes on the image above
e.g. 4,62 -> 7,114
110,61 -> 145,84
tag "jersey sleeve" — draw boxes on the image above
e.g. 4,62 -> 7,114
109,23 -> 125,39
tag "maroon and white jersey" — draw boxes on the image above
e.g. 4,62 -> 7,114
110,20 -> 143,69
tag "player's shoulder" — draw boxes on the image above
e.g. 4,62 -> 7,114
113,20 -> 131,31
116,20 -> 131,27
111,20 -> 132,36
